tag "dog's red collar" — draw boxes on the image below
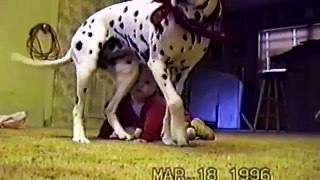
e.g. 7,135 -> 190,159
151,0 -> 225,42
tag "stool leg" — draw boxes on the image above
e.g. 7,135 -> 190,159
280,81 -> 287,131
266,80 -> 271,132
254,80 -> 266,131
274,80 -> 280,132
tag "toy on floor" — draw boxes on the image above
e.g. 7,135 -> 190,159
0,111 -> 27,129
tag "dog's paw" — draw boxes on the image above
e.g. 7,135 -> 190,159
72,136 -> 91,144
162,136 -> 176,146
116,131 -> 133,141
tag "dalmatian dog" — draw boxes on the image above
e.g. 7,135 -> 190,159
12,0 -> 223,146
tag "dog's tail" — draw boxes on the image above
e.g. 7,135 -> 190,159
11,50 -> 72,67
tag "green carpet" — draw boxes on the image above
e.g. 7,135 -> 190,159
0,128 -> 319,180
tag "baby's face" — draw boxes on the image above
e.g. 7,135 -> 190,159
131,67 -> 157,100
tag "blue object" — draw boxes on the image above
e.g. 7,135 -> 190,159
188,68 -> 243,129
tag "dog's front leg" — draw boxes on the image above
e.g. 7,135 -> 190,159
72,67 -> 94,144
148,59 -> 188,146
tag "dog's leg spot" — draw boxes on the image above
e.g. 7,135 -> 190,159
183,34 -> 188,41
156,34 -> 160,40
118,16 -> 122,22
89,50 -> 93,54
76,96 -> 79,104
181,47 -> 184,53
123,6 -> 128,13
75,41 -> 83,51
162,74 -> 168,80
203,47 -> 208,52
119,23 -> 124,29
83,21 -> 87,26
88,32 -> 93,37
164,83 -> 166,87
160,49 -> 165,56
82,31 -> 85,34
180,59 -> 186,64
106,30 -> 109,37
134,10 -> 139,17
176,73 -> 182,82
164,18 -> 169,26
169,45 -> 174,50
109,20 -> 114,28
91,19 -> 95,23
152,45 -> 157,51
146,16 -> 149,20
83,88 -> 87,93
194,11 -> 201,21
98,42 -> 103,49
189,46 -> 193,50
89,25 -> 92,29
139,23 -> 143,30
134,19 -> 137,23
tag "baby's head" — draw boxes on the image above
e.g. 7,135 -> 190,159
130,65 -> 158,101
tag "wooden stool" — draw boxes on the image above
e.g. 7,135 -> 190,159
253,70 -> 287,132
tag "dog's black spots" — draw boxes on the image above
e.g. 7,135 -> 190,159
127,36 -> 139,52
169,45 -> 174,50
126,60 -> 132,64
183,34 -> 188,41
91,19 -> 95,23
194,11 -> 201,21
134,19 -> 137,23
162,74 -> 168,80
98,42 -> 103,49
139,23 -> 143,30
153,45 -> 157,51
164,83 -> 166,87
165,57 -> 173,65
83,88 -> 88,93
89,50 -> 93,54
151,33 -> 154,39
88,32 -> 93,37
123,6 -> 128,13
181,66 -> 190,71
82,31 -> 85,34
76,96 -> 79,104
140,34 -> 149,47
159,49 -> 165,56
106,30 -> 109,37
164,18 -> 169,26
191,33 -> 196,44
146,16 -> 149,20
118,16 -> 122,22
134,10 -> 139,17
109,20 -> 114,27
181,47 -> 184,53
119,22 -> 124,29
203,48 -> 208,52
180,59 -> 186,64
158,26 -> 164,34
75,41 -> 83,51
133,33 -> 136,38
83,21 -> 87,26
89,25 -> 92,29
140,49 -> 150,62
176,73 -> 182,82
196,35 -> 201,43
156,34 -> 160,40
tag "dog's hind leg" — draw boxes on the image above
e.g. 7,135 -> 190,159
104,62 -> 139,140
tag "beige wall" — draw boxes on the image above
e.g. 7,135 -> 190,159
0,0 -> 59,127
